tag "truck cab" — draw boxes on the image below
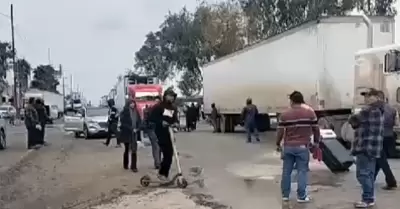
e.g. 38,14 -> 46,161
349,44 -> 400,154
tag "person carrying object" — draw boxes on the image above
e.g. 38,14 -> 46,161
241,98 -> 260,143
148,89 -> 179,183
118,99 -> 141,172
276,91 -> 320,203
349,88 -> 385,208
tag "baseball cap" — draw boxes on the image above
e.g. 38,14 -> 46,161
360,88 -> 380,97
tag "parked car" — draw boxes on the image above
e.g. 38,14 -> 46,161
64,107 -> 109,139
0,105 -> 16,119
0,114 -> 7,150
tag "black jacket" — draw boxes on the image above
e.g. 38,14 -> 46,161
149,101 -> 178,131
118,105 -> 141,144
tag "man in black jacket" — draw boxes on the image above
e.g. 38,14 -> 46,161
35,98 -> 49,146
149,89 -> 178,182
104,99 -> 120,147
25,97 -> 41,149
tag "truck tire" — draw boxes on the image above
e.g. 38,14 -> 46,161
0,129 -> 6,150
256,115 -> 270,132
222,115 -> 235,133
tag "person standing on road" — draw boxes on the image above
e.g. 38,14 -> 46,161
210,103 -> 221,133
190,103 -> 198,130
104,99 -> 120,147
143,103 -> 161,169
241,98 -> 260,143
349,88 -> 385,208
373,91 -> 397,190
276,91 -> 320,203
24,97 -> 41,149
118,99 -> 141,172
35,98 -> 49,146
148,89 -> 178,182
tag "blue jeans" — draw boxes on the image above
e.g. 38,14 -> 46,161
245,121 -> 259,141
356,153 -> 376,203
281,146 -> 309,199
144,128 -> 161,167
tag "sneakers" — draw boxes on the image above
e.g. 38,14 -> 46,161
354,201 -> 375,208
297,196 -> 311,203
157,174 -> 170,183
281,196 -> 311,203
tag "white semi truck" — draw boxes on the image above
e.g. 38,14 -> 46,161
24,89 -> 64,120
203,15 -> 395,137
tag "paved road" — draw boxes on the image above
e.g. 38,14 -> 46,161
1,122 -> 400,209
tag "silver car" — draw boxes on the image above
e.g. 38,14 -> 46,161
64,107 -> 109,139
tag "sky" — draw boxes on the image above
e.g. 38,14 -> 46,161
0,0 -> 209,104
0,1 -> 399,104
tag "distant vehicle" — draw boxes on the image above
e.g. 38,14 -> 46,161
24,89 -> 64,118
0,105 -> 16,119
202,15 -> 394,136
0,114 -> 7,150
64,107 -> 109,139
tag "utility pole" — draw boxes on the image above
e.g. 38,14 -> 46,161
69,74 -> 73,95
60,64 -> 65,112
10,4 -> 19,117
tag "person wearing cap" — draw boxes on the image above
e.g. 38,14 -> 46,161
373,90 -> 397,190
103,99 -> 120,147
241,98 -> 260,143
349,88 -> 385,208
276,91 -> 320,203
148,89 -> 179,182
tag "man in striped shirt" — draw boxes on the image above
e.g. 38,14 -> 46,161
276,91 -> 320,203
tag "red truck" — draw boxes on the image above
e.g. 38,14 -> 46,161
127,84 -> 163,118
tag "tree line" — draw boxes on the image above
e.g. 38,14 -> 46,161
0,41 -> 60,96
134,0 -> 397,97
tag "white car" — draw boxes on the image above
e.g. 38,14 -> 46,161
0,105 -> 16,119
64,107 -> 109,139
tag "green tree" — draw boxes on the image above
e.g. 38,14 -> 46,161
196,0 -> 246,58
15,58 -> 31,93
31,65 -> 60,93
0,41 -> 12,93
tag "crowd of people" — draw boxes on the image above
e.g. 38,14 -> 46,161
102,89 -> 180,183
276,89 -> 398,208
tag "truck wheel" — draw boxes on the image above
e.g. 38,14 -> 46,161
83,125 -> 91,140
256,115 -> 270,132
222,115 -> 235,133
0,129 -> 6,150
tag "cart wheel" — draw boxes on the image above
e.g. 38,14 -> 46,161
176,176 -> 188,188
140,175 -> 151,187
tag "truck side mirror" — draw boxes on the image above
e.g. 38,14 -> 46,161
384,50 -> 400,73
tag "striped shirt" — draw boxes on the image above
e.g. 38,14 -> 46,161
278,104 -> 320,146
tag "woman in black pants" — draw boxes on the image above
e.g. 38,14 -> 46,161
149,89 -> 178,182
118,99 -> 141,172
